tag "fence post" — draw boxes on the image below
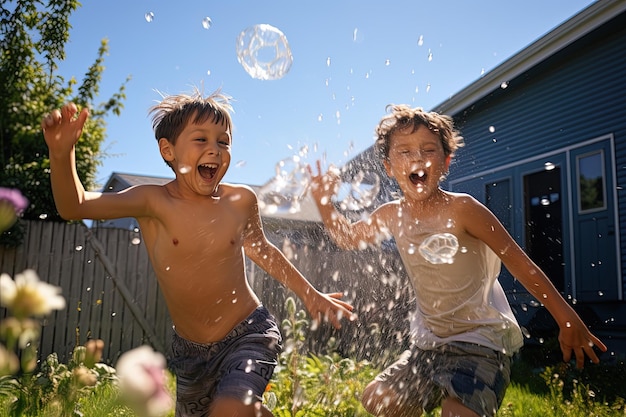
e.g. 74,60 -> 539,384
85,228 -> 165,352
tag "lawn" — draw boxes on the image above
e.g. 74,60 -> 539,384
1,296 -> 624,417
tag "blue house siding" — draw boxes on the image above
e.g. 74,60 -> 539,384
442,10 -> 626,353
450,19 -> 626,179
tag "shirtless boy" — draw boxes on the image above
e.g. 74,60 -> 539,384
42,89 -> 354,417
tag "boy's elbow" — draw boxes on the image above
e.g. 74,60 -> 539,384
57,211 -> 80,221
55,205 -> 83,221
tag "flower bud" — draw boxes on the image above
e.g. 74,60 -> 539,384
73,365 -> 98,387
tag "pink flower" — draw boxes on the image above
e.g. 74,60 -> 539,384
0,187 -> 28,232
116,345 -> 173,417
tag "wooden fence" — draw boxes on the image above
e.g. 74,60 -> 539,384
1,220 -> 414,366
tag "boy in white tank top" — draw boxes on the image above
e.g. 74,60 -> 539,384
309,104 -> 606,417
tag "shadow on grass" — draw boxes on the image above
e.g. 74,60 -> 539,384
511,340 -> 626,403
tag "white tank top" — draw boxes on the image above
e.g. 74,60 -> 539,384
394,229 -> 524,356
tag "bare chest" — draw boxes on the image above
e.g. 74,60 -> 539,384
143,200 -> 246,271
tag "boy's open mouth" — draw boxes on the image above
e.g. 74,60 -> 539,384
198,163 -> 218,180
409,169 -> 427,185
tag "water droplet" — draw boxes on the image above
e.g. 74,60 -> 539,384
131,237 -> 141,245
500,81 -> 509,89
417,35 -> 424,46
179,165 -> 191,174
201,17 -> 212,30
243,390 -> 254,405
75,245 -> 83,251
145,12 -> 154,23
489,125 -> 495,133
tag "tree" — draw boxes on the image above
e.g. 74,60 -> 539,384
0,0 -> 128,246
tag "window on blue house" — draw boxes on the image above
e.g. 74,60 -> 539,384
577,151 -> 605,213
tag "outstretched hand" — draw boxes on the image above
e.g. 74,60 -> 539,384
304,290 -> 356,330
41,103 -> 89,156
307,160 -> 341,205
558,318 -> 607,369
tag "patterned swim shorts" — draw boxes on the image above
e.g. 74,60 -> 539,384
373,341 -> 511,417
168,305 -> 282,416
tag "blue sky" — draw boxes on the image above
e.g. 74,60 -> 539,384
59,0 -> 597,188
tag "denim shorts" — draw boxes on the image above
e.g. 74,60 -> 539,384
168,305 -> 282,416
373,341 -> 511,417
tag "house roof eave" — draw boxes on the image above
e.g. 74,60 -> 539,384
433,0 -> 626,116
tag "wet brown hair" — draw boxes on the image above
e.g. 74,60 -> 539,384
149,87 -> 233,168
374,104 -> 464,160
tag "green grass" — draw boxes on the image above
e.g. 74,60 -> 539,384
2,355 -> 624,417
1,298 -> 624,416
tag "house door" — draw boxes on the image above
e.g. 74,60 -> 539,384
522,161 -> 566,293
570,139 -> 620,301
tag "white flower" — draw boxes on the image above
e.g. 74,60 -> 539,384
116,345 -> 173,417
0,270 -> 65,319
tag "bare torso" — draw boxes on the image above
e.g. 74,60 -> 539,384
136,183 -> 260,344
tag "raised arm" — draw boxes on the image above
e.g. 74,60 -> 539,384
41,103 -> 92,219
42,103 -> 151,221
240,185 -> 354,329
461,195 -> 607,368
308,161 -> 389,250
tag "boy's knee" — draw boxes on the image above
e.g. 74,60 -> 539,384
361,381 -> 391,414
361,381 -> 423,417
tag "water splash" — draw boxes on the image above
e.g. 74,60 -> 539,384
335,170 -> 380,211
236,24 -> 293,80
419,233 -> 459,264
257,155 -> 310,215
